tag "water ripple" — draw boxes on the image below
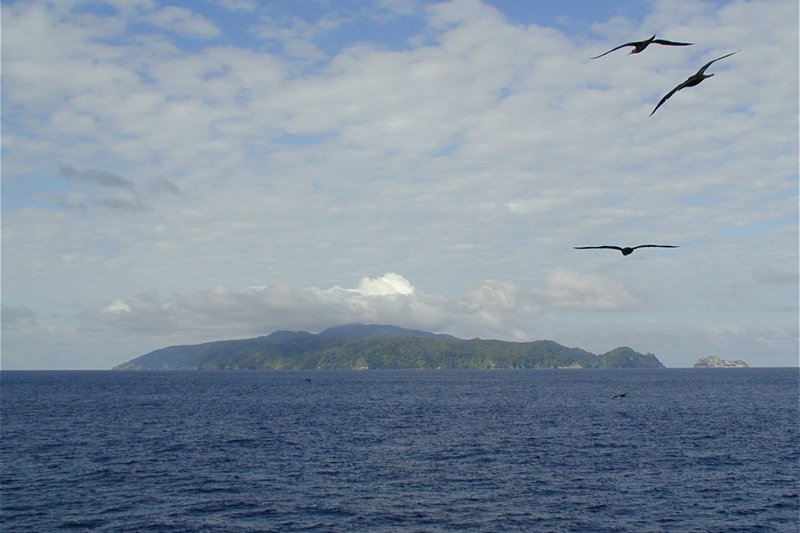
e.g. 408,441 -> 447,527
2,369 -> 798,532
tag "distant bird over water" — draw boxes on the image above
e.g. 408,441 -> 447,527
650,50 -> 740,116
574,245 -> 679,256
612,391 -> 628,399
590,34 -> 693,59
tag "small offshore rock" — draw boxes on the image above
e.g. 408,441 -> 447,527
694,355 -> 749,368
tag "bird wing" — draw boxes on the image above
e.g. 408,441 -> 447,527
652,51 -> 740,115
696,50 -> 740,75
652,39 -> 693,46
590,41 -> 641,59
630,244 -> 679,249
650,80 -> 691,116
574,246 -> 624,251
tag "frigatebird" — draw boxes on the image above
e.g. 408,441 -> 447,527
573,245 -> 679,256
650,50 -> 740,116
590,34 -> 693,59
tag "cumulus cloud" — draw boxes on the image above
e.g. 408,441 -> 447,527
87,271 -> 653,347
88,273 -> 543,341
355,273 -> 415,296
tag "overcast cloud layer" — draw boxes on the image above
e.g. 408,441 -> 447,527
2,0 -> 797,369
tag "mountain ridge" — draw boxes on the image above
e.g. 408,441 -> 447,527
113,324 -> 665,370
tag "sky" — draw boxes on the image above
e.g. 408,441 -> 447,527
1,0 -> 797,370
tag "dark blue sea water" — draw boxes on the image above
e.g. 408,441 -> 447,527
1,369 -> 798,532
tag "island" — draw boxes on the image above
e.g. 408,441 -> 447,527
113,324 -> 665,370
694,355 -> 749,368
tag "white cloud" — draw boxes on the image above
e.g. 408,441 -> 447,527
146,6 -> 220,39
102,299 -> 132,314
255,13 -> 341,62
79,270 -> 659,344
90,273 -> 511,338
2,267 -> 796,369
217,0 -> 257,13
356,273 -> 415,296
538,270 -> 644,311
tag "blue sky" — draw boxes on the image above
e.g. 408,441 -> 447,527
2,0 -> 797,369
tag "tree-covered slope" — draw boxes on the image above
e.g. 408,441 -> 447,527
113,324 -> 664,370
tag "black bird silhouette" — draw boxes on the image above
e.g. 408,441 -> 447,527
650,50 -> 740,116
590,34 -> 693,59
612,391 -> 628,399
574,245 -> 679,256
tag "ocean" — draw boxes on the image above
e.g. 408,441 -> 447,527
1,368 -> 798,532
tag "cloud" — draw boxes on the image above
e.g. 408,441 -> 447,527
90,273 -> 522,338
355,273 -> 415,296
61,195 -> 147,212
51,164 -> 179,211
87,271 -> 650,344
218,0 -> 257,13
146,6 -> 220,39
1,304 -> 39,328
146,177 -> 181,195
103,299 -> 132,314
752,268 -> 799,286
255,14 -> 336,63
60,164 -> 136,190
538,270 -> 644,311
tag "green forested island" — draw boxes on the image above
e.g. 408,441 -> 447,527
114,324 -> 664,370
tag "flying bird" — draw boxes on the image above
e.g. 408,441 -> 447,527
573,245 -> 679,256
590,34 -> 693,59
612,391 -> 628,399
650,50 -> 740,116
